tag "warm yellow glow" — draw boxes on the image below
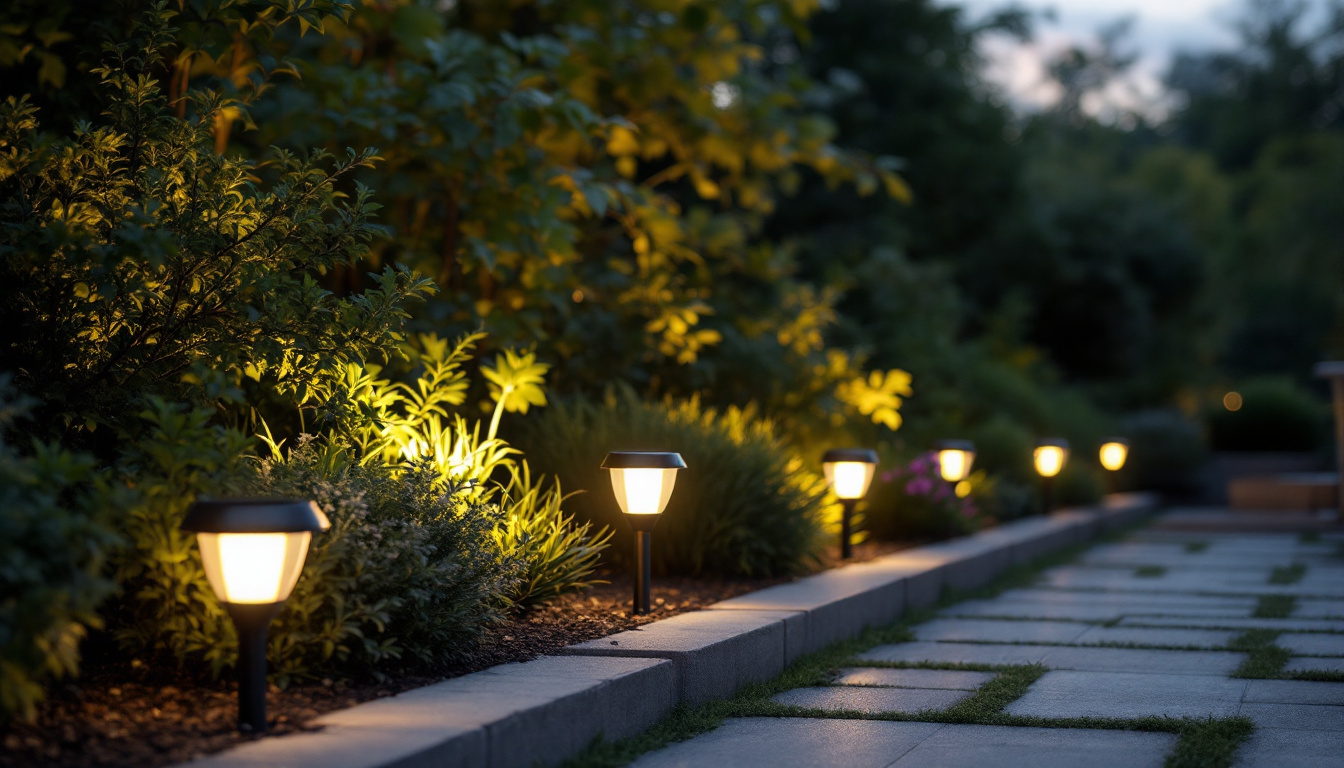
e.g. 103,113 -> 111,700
197,532 -> 312,604
955,480 -> 971,498
825,461 -> 875,500
937,449 -> 974,482
1100,442 -> 1128,472
610,467 -> 678,515
1034,446 -> 1067,478
1224,391 -> 1243,411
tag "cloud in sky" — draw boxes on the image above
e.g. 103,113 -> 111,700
954,0 -> 1240,120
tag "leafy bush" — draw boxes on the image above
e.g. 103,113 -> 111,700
865,453 -> 981,541
0,382 -> 121,722
0,12 -> 432,449
1124,409 -> 1207,496
1208,379 -> 1327,452
246,439 -> 519,680
514,390 -> 830,577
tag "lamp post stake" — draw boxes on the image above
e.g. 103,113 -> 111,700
634,530 -> 653,615
1314,362 -> 1344,520
840,499 -> 855,560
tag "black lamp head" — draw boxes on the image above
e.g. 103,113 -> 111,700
181,498 -> 330,534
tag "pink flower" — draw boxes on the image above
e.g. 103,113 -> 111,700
907,477 -> 934,495
910,457 -> 929,474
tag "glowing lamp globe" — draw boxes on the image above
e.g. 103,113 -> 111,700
822,448 -> 879,500
1034,439 -> 1069,478
182,499 -> 329,732
1099,439 -> 1129,472
935,440 -> 976,483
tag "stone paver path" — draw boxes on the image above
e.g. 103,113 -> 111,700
628,525 -> 1344,767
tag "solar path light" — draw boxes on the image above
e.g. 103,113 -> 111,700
822,448 -> 878,560
1315,361 -> 1344,520
182,498 -> 330,733
936,439 -> 976,489
1034,439 -> 1069,513
602,451 -> 686,615
1099,438 -> 1129,494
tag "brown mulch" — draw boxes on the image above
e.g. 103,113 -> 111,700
0,540 -> 909,768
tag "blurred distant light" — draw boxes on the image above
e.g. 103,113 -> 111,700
710,81 -> 739,109
1224,391 -> 1243,411
572,289 -> 584,303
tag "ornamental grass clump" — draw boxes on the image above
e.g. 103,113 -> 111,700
515,388 -> 831,577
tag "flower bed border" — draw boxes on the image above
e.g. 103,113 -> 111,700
183,494 -> 1156,768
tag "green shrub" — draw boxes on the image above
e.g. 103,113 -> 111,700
1124,409 -> 1207,495
0,381 -> 121,722
0,12 -> 432,450
513,390 -> 829,577
1208,378 -> 1327,452
246,439 -> 520,681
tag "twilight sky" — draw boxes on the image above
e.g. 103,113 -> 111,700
950,0 -> 1242,119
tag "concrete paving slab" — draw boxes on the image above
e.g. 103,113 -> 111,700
1279,633 -> 1344,656
1238,703 -> 1344,732
990,589 -> 1257,613
889,723 -> 1178,768
1232,727 -> 1344,767
1038,646 -> 1246,676
626,717 -> 945,768
1072,626 -> 1235,648
1006,671 -> 1247,719
857,641 -> 1051,666
833,667 -> 994,690
1284,656 -> 1344,674
185,655 -> 674,768
914,618 -> 1093,644
1119,617 -> 1344,632
562,609 -> 799,704
773,685 -> 970,713
1245,679 -> 1344,705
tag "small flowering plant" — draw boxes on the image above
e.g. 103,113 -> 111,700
865,452 -> 982,541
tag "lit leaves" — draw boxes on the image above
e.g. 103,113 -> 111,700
482,348 -> 549,416
835,368 -> 913,431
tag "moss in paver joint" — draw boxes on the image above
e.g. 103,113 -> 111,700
1183,541 -> 1209,553
1268,564 -> 1307,584
1229,629 -> 1291,679
1135,565 -> 1167,578
1252,595 -> 1296,618
1299,531 -> 1321,544
562,522 -> 1253,768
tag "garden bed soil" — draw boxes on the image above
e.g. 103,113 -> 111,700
0,540 -> 906,768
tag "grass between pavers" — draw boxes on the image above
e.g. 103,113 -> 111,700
1184,541 -> 1210,553
561,517 -> 1253,768
1135,565 -> 1167,578
1230,630 -> 1290,678
1300,531 -> 1321,544
1269,564 -> 1307,585
1253,594 -> 1296,618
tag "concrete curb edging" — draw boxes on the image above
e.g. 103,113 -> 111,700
185,494 -> 1157,768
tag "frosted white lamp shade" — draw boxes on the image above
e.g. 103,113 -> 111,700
1034,444 -> 1068,478
1100,441 -> 1129,472
196,531 -> 312,604
937,449 -> 975,483
824,461 -> 876,500
610,468 -> 680,515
